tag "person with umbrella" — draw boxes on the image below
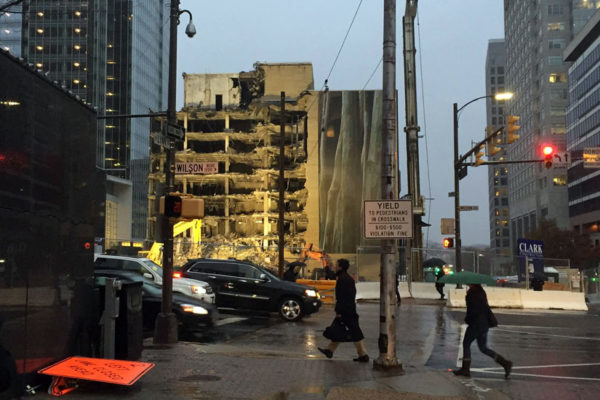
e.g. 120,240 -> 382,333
435,267 -> 446,300
443,273 -> 513,379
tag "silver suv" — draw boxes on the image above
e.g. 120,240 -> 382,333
94,254 -> 215,304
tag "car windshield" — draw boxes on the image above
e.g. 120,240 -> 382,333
142,259 -> 163,277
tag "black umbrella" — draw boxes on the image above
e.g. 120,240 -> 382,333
422,258 -> 447,269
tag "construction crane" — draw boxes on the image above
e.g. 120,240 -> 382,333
403,0 -> 425,281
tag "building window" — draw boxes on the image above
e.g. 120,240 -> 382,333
549,73 -> 567,83
548,56 -> 563,65
548,5 -> 565,15
553,175 -> 567,185
548,39 -> 566,49
548,22 -> 565,31
497,67 -> 504,74
215,94 -> 223,111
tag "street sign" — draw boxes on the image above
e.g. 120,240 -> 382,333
448,192 -> 455,197
152,133 -> 174,149
175,162 -> 218,175
441,218 -> 454,235
551,151 -> 571,169
459,205 -> 479,211
583,147 -> 600,168
364,200 -> 413,239
163,121 -> 185,140
458,166 -> 468,180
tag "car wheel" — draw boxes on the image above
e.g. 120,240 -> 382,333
279,297 -> 304,322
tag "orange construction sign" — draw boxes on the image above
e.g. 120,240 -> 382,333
38,357 -> 154,386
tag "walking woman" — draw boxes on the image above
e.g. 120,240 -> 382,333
453,284 -> 512,378
318,259 -> 369,362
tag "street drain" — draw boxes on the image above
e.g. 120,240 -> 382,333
179,374 -> 222,382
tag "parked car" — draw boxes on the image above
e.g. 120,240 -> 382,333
94,269 -> 218,335
94,254 -> 215,304
179,258 -> 322,321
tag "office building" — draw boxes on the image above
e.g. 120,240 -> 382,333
503,0 -> 598,253
0,0 -> 22,57
485,39 -> 511,257
19,0 -> 168,243
564,8 -> 600,247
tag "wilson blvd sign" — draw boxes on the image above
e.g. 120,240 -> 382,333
175,162 -> 218,175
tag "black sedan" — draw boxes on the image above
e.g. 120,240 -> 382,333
95,269 -> 218,335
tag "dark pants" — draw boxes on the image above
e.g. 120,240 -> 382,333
435,282 -> 445,297
463,326 -> 497,360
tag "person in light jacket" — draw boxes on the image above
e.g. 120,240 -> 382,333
318,259 -> 369,362
453,284 -> 513,378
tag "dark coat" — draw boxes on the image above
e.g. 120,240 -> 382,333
334,270 -> 364,341
465,284 -> 494,333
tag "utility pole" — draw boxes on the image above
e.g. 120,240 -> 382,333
278,92 -> 286,278
402,0 -> 423,282
154,0 -> 180,344
374,0 -> 402,371
453,102 -> 462,275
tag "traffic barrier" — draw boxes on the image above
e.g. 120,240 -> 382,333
448,287 -> 588,311
356,282 -> 380,300
520,289 -> 587,311
356,282 -> 446,300
297,279 -> 336,304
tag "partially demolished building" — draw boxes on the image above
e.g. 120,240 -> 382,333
147,63 -> 316,252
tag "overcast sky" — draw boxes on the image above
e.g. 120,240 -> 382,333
174,0 -> 505,247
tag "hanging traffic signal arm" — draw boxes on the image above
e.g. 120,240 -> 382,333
458,126 -> 504,167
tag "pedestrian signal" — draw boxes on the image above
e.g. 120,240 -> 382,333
442,237 -> 454,248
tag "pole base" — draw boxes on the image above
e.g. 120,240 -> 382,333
373,355 -> 403,372
153,312 -> 178,345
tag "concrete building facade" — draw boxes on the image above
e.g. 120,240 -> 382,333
564,8 -> 600,247
485,39 -> 511,257
503,0 -> 598,253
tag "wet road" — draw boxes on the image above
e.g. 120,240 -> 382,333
190,300 -> 600,399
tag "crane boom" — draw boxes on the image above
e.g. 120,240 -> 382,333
403,0 -> 424,281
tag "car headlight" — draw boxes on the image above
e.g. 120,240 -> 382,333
181,304 -> 208,315
305,289 -> 319,298
191,285 -> 207,295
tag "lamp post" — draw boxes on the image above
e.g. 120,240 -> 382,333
154,0 -> 195,345
453,93 -> 512,274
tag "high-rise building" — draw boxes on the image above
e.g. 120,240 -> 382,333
503,0 -> 598,253
19,0 -> 168,242
485,39 -> 511,257
0,0 -> 22,57
564,9 -> 600,247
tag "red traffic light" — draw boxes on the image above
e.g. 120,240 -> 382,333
443,237 -> 454,248
542,145 -> 554,156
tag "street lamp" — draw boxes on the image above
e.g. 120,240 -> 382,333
453,92 -> 512,275
154,0 -> 194,345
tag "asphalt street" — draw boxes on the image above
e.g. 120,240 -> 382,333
192,299 -> 600,400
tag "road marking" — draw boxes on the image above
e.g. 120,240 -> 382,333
495,328 -> 600,341
457,324 -> 467,367
471,369 -> 600,382
215,317 -> 247,326
477,362 -> 600,371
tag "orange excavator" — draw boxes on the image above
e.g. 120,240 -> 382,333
298,243 -> 333,269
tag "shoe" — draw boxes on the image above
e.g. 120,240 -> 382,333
353,355 -> 369,363
495,355 -> 513,378
440,294 -> 445,300
452,358 -> 471,377
318,347 -> 333,359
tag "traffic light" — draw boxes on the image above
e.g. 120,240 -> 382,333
161,195 -> 182,217
442,237 -> 454,248
485,127 -> 501,157
506,115 -> 520,144
542,145 -> 554,169
474,145 -> 485,166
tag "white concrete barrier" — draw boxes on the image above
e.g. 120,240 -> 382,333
520,290 -> 588,311
356,281 -> 448,300
447,287 -> 588,311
